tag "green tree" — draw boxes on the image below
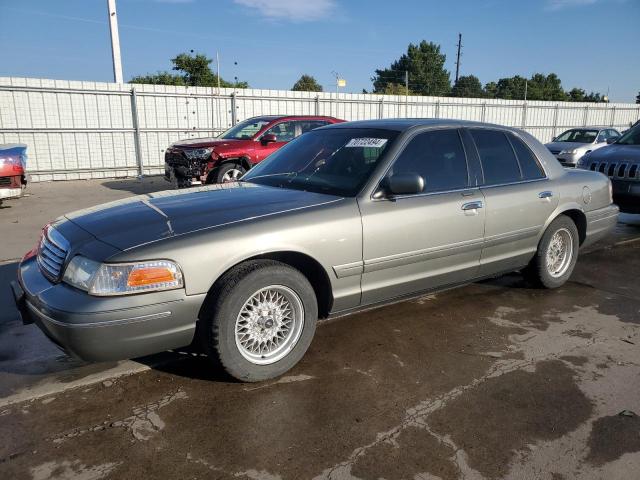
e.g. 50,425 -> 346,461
381,83 -> 411,96
129,52 -> 248,88
568,88 -> 586,102
483,81 -> 498,99
584,92 -> 603,102
636,91 -> 640,104
525,73 -> 566,101
372,40 -> 451,96
292,74 -> 323,92
493,75 -> 528,100
451,75 -> 484,98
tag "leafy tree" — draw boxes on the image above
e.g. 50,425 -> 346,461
568,88 -> 586,102
292,74 -> 323,92
584,92 -> 603,102
483,81 -> 498,99
636,91 -> 640,104
525,73 -> 566,101
493,75 -> 528,100
129,52 -> 248,88
451,75 -> 484,98
381,83 -> 411,96
372,41 -> 451,96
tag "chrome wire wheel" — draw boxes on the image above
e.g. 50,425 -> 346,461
221,168 -> 244,183
545,227 -> 573,278
234,285 -> 304,365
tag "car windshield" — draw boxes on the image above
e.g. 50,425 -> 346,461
242,128 -> 399,197
555,129 -> 598,143
616,125 -> 640,146
219,117 -> 273,140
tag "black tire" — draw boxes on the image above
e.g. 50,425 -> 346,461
201,260 -> 318,382
523,215 -> 579,289
215,162 -> 246,183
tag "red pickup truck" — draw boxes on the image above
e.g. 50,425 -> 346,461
164,115 -> 343,187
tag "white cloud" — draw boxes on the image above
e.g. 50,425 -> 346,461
233,0 -> 335,21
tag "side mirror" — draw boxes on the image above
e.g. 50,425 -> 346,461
606,137 -> 617,144
261,134 -> 277,145
385,173 -> 425,196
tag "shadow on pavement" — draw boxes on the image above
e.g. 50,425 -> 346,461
101,176 -> 170,196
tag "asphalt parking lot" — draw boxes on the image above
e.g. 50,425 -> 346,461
1,178 -> 640,480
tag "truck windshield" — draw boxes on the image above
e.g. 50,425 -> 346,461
616,125 -> 640,146
242,128 -> 399,197
219,117 -> 273,140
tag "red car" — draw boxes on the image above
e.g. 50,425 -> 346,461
164,115 -> 344,187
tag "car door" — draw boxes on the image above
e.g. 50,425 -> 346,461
255,121 -> 299,162
467,128 -> 558,277
359,128 -> 486,305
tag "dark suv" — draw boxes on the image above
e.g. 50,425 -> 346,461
164,115 -> 343,187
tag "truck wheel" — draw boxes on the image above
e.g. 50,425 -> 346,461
524,215 -> 579,289
216,162 -> 246,183
201,260 -> 318,382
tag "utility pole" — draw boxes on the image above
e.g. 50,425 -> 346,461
454,33 -> 462,84
106,0 -> 124,83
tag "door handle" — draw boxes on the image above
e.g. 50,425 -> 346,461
538,191 -> 553,199
461,201 -> 483,211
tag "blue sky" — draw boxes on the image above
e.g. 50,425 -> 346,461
0,0 -> 638,102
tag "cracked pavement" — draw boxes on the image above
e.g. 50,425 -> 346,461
1,179 -> 640,479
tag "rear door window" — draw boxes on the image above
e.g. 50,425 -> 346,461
300,121 -> 330,134
507,134 -> 546,180
470,129 -> 522,185
389,129 -> 469,194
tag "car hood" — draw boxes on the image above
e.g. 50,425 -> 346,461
171,137 -> 249,149
583,144 -> 640,163
64,183 -> 342,251
545,141 -> 591,151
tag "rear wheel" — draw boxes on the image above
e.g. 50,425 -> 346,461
216,162 -> 246,183
524,215 -> 579,288
201,260 -> 318,382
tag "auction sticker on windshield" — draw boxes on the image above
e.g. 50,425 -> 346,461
345,138 -> 388,148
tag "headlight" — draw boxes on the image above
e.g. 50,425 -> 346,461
63,257 -> 183,296
183,148 -> 213,160
560,149 -> 578,155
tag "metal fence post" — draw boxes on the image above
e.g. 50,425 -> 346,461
583,106 -> 589,126
553,104 -> 559,138
481,103 -> 487,122
130,87 -> 144,178
379,97 -> 384,119
610,105 -> 616,127
521,102 -> 528,129
435,100 -> 440,118
315,95 -> 320,115
231,92 -> 237,125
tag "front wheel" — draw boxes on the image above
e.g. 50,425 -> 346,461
524,215 -> 579,289
215,162 -> 246,183
201,260 -> 318,382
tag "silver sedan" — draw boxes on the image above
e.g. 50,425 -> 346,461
546,127 -> 620,167
13,119 -> 618,381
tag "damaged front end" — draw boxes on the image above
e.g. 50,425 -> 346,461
164,147 -> 215,188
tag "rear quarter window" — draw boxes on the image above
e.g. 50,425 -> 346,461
470,129 -> 521,185
508,134 -> 546,180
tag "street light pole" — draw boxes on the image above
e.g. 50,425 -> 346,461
106,0 -> 124,84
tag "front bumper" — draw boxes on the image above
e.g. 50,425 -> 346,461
555,152 -> 580,168
12,257 -> 205,362
612,179 -> 640,214
0,187 -> 22,200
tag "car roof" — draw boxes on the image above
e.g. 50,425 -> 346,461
319,118 -> 517,132
246,115 -> 340,122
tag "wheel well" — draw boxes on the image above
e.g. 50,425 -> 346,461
209,251 -> 334,319
206,157 -> 252,183
560,209 -> 587,245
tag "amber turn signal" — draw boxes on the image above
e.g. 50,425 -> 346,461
127,267 -> 176,287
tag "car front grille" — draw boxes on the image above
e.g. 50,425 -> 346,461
0,177 -> 11,186
589,161 -> 639,181
37,226 -> 70,282
549,149 -> 561,155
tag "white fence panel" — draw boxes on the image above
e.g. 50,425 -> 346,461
1,76 -> 639,181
